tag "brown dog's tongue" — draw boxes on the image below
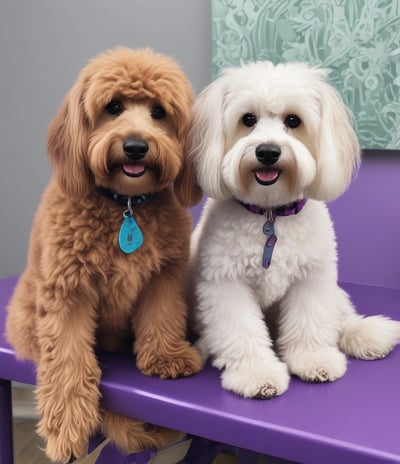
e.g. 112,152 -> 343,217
122,164 -> 146,176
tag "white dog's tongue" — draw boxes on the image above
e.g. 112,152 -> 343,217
255,168 -> 280,183
122,164 -> 146,176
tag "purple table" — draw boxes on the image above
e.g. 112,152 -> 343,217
1,274 -> 400,463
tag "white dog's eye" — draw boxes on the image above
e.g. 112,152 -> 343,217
242,113 -> 257,127
151,105 -> 166,120
284,114 -> 302,129
105,100 -> 123,116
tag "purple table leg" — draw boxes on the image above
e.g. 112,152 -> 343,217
236,447 -> 297,463
0,379 -> 14,464
181,437 -> 221,463
236,448 -> 259,464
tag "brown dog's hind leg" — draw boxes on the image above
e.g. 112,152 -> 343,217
6,272 -> 40,362
102,411 -> 183,454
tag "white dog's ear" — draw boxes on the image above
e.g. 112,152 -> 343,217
187,75 -> 230,199
306,76 -> 361,201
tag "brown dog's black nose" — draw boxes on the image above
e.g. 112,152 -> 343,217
255,143 -> 281,165
123,138 -> 149,160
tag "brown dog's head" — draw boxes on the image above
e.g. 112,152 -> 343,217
47,47 -> 202,206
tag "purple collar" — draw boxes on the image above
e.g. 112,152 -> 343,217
239,198 -> 307,218
238,198 -> 307,269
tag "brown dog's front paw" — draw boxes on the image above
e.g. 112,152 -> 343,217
37,386 -> 101,462
137,343 -> 203,379
44,430 -> 88,463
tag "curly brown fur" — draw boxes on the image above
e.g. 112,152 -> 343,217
6,47 -> 202,463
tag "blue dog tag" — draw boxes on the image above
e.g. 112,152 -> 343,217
119,212 -> 143,254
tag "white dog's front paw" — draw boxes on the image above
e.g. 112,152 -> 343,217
221,359 -> 290,399
284,347 -> 347,383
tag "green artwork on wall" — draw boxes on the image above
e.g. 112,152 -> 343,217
212,0 -> 400,149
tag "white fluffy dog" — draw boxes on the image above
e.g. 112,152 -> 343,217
187,61 -> 400,399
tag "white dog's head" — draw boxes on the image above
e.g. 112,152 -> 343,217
187,61 -> 360,207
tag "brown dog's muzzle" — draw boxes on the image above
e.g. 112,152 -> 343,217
122,137 -> 149,178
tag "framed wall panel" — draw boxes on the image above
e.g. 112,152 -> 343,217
212,0 -> 400,149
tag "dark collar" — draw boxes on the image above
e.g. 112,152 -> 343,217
238,198 -> 307,218
96,186 -> 153,207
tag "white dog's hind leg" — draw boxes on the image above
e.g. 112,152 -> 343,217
337,287 -> 400,360
196,279 -> 290,398
278,280 -> 347,383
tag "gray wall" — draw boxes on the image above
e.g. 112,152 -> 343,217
0,0 -> 212,278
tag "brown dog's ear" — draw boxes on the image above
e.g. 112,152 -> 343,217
174,154 -> 203,207
172,85 -> 203,207
47,78 -> 93,198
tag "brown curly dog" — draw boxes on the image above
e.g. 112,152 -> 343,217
6,47 -> 202,463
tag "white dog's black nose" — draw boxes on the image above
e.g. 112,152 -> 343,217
256,144 -> 281,165
123,138 -> 149,160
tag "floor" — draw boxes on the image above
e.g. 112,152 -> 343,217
13,418 -> 241,463
12,386 -> 240,464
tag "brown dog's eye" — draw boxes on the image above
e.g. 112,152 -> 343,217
151,105 -> 166,120
242,113 -> 257,127
106,100 -> 123,116
284,114 -> 302,129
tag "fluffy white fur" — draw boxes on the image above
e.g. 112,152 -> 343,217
188,61 -> 400,399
